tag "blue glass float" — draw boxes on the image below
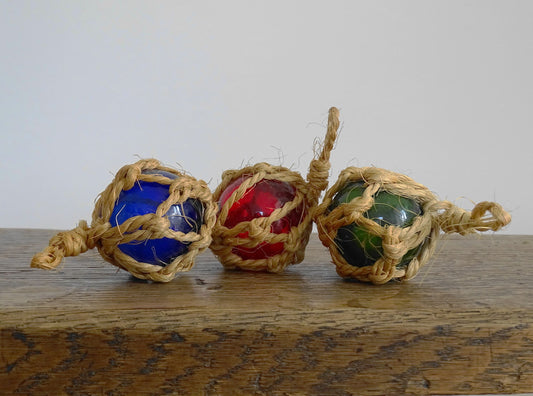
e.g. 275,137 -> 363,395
329,181 -> 425,268
109,169 -> 204,266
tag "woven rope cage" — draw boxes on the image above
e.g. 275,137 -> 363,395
31,159 -> 217,282
314,166 -> 511,284
210,107 -> 341,273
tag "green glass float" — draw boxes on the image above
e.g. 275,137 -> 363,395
328,181 -> 425,269
315,165 -> 510,284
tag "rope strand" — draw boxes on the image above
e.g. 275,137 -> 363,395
306,107 -> 340,204
31,221 -> 106,269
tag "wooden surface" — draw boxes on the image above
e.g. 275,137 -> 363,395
1,228 -> 532,395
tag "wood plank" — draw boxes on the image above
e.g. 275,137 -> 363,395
1,228 -> 532,395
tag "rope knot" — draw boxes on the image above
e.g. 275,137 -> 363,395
381,226 -> 408,262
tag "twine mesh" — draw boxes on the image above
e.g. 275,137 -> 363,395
314,166 -> 511,284
31,159 -> 217,282
210,107 -> 341,272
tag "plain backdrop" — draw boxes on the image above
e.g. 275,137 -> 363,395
1,1 -> 531,234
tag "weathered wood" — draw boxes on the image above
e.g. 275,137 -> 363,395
1,228 -> 532,395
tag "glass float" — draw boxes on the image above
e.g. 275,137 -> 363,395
329,181 -> 424,268
314,166 -> 511,284
218,175 -> 304,260
31,159 -> 216,282
110,170 -> 204,266
210,107 -> 341,272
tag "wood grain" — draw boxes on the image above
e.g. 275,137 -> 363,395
1,228 -> 532,395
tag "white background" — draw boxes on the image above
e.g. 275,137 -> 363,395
1,1 -> 531,234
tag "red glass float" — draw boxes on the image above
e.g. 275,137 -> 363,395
218,176 -> 305,260
210,107 -> 340,272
